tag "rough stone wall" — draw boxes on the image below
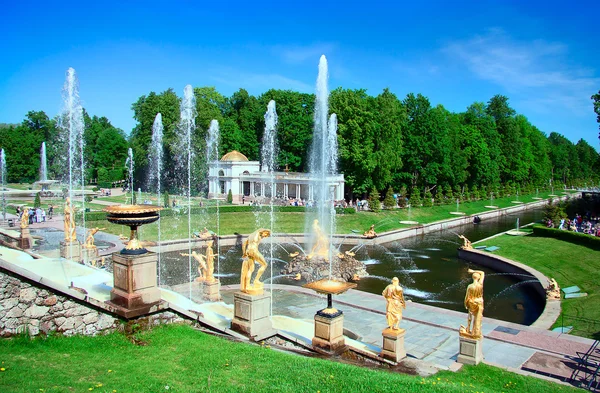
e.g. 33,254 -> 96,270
0,269 -> 188,337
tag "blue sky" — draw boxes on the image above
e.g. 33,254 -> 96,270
1,1 -> 598,146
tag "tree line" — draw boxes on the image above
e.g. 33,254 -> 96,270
1,87 -> 598,201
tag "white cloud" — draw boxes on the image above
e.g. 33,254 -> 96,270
443,29 -> 599,116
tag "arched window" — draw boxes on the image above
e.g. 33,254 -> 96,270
243,170 -> 250,175
218,170 -> 225,177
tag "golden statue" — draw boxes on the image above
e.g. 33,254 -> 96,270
84,227 -> 105,249
382,277 -> 406,330
240,228 -> 271,294
460,269 -> 485,339
64,197 -> 76,242
194,227 -> 212,240
183,240 -> 217,283
546,278 -> 561,300
458,234 -> 473,250
363,224 -> 377,238
20,208 -> 29,229
181,250 -> 208,282
307,219 -> 329,260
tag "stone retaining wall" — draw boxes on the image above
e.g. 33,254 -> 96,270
0,269 -> 188,337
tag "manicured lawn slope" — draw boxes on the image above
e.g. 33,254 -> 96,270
0,325 -> 579,392
488,234 -> 600,338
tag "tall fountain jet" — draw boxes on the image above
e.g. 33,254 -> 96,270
206,119 -> 220,274
125,148 -> 134,204
308,55 -> 339,267
58,67 -> 86,232
261,100 -> 278,311
148,113 -> 164,283
177,85 -> 197,298
40,142 -> 47,182
1,149 -> 6,222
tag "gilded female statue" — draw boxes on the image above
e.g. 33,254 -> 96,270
64,197 -> 76,242
382,277 -> 406,330
460,268 -> 485,339
20,207 -> 29,229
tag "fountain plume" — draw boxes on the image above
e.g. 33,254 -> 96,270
40,142 -> 47,182
148,113 -> 164,284
1,149 -> 6,222
125,148 -> 134,204
307,55 -> 338,268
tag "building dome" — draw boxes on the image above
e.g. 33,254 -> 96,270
220,150 -> 249,162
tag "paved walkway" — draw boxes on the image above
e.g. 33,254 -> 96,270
212,284 -> 595,386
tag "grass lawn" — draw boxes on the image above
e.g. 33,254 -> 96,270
0,324 -> 578,393
485,233 -> 600,339
91,191 -> 561,240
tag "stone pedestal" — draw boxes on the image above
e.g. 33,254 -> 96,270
231,291 -> 275,341
312,311 -> 346,353
81,247 -> 99,264
19,228 -> 32,249
60,240 -> 82,262
109,252 -> 161,313
203,279 -> 221,302
457,335 -> 483,365
381,328 -> 407,362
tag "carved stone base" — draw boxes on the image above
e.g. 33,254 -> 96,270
312,312 -> 346,353
19,228 -> 32,249
203,279 -> 221,302
231,291 -> 275,341
60,240 -> 82,262
81,247 -> 99,264
381,328 -> 407,362
108,252 -> 161,314
457,335 -> 483,365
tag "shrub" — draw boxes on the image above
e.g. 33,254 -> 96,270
227,189 -> 233,204
97,167 -> 109,183
335,207 -> 356,215
163,193 -> 170,208
397,185 -> 408,208
34,192 -> 41,208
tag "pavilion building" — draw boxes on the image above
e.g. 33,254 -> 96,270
207,150 -> 345,203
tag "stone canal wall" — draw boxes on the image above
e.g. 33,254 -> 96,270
0,268 -> 188,337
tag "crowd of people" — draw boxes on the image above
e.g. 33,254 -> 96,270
15,205 -> 53,224
546,213 -> 600,237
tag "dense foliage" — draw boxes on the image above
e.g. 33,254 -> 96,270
1,88 -> 598,201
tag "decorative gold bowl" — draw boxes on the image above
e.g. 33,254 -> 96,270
104,205 -> 162,255
303,279 -> 357,318
303,279 -> 357,295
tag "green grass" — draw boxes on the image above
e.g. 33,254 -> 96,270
486,234 -> 600,339
91,191 -> 560,240
0,324 -> 579,393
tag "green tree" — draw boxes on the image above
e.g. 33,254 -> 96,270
592,90 -> 600,141
383,187 -> 396,209
368,187 -> 381,212
408,188 -> 421,207
34,192 -> 41,208
227,189 -> 233,204
422,189 -> 433,207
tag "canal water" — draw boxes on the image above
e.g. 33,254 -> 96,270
161,208 -> 545,325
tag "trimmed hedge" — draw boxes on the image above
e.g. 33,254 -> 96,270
532,224 -> 600,250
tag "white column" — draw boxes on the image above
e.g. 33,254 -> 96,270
296,184 -> 300,199
284,183 -> 288,198
261,182 -> 265,196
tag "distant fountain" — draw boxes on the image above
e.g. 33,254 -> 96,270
1,149 -> 6,222
206,120 -> 220,274
40,142 -> 47,182
148,113 -> 164,283
125,148 -> 134,204
138,188 -> 142,204
307,55 -> 338,270
261,100 -> 278,309
57,67 -> 86,235
177,85 -> 197,297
